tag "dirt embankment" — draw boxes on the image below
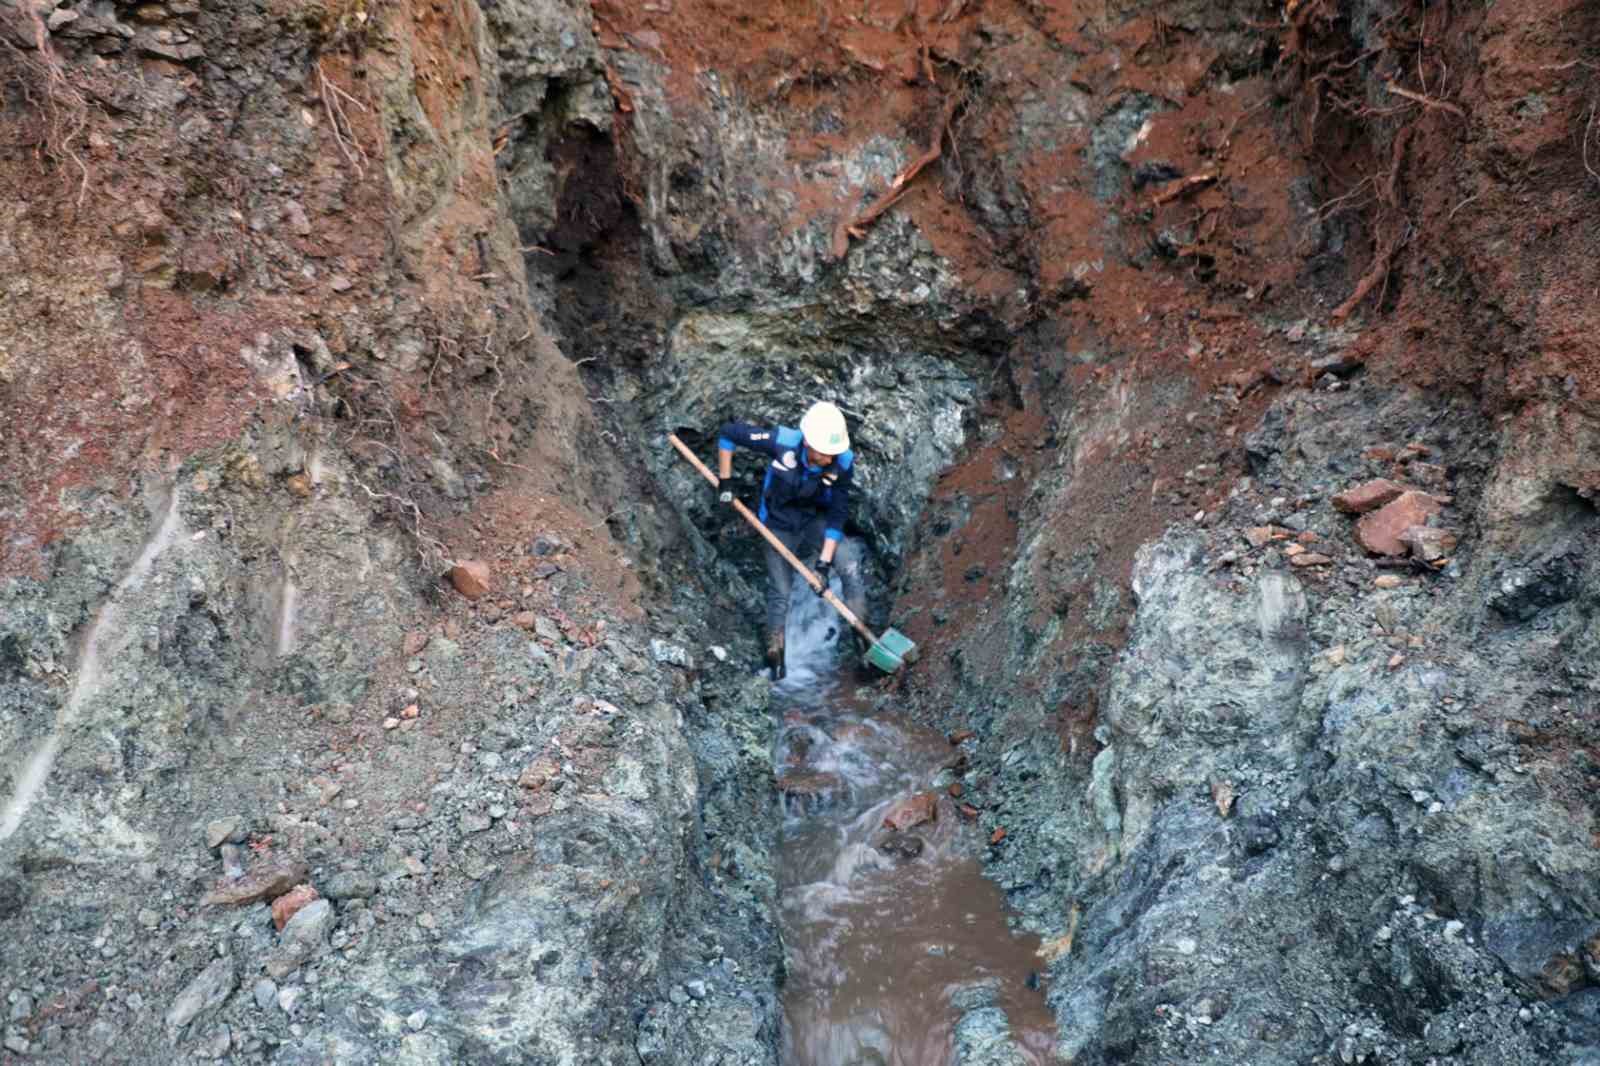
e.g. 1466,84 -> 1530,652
577,0 -> 1324,717
0,0 -> 618,583
577,0 -> 1599,732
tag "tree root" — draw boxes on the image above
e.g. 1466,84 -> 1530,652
0,6 -> 91,203
830,93 -> 961,259
1383,80 -> 1466,118
1330,225 -> 1400,322
1151,171 -> 1217,207
317,59 -> 370,179
1330,122 -> 1414,321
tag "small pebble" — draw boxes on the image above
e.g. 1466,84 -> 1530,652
254,979 -> 277,1010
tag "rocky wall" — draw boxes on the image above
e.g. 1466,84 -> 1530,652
0,0 -> 788,1062
915,364 -> 1600,1063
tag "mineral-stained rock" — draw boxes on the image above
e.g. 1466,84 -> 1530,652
265,899 -> 334,980
518,756 -> 560,791
882,791 -> 938,831
778,772 -> 845,815
649,639 -> 693,668
1288,551 -> 1332,567
1243,526 -> 1276,548
204,816 -> 244,849
954,1001 -> 1031,1066
271,884 -> 319,931
1400,525 -> 1457,562
165,957 -> 236,1031
202,859 -> 309,907
323,872 -> 378,901
1488,551 -> 1583,621
1332,478 -> 1405,514
1355,492 -> 1441,556
877,832 -> 925,861
1310,352 -> 1364,378
449,560 -> 492,599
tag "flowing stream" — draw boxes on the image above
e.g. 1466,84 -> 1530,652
774,588 -> 1056,1065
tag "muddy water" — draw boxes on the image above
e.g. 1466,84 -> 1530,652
773,591 -> 1056,1066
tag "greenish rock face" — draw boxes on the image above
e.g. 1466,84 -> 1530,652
907,372 -> 1600,1065
647,304 -> 979,568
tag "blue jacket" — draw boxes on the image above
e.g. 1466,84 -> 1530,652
718,421 -> 854,541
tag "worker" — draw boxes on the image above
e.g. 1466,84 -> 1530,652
715,401 -> 866,680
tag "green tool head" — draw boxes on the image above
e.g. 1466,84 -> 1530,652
866,628 -> 917,673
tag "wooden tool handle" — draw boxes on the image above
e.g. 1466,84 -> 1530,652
667,433 -> 879,648
668,432 -> 723,487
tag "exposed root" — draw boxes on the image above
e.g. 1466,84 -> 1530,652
1331,124 -> 1413,322
1584,98 -> 1600,191
1151,171 -> 1217,207
317,59 -> 370,179
1383,79 -> 1466,118
1217,97 -> 1273,154
1288,0 -> 1465,323
830,93 -> 961,259
1330,224 -> 1402,322
0,7 -> 91,203
350,475 -> 453,571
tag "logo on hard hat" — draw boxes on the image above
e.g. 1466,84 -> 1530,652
800,400 -> 850,456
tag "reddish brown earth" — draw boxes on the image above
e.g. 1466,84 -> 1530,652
9,0 -> 1593,617
583,0 -> 1598,766
6,0 -> 1598,851
577,0 -> 1317,740
0,0 -> 611,581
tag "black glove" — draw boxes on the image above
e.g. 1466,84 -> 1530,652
712,481 -> 733,508
813,558 -> 832,597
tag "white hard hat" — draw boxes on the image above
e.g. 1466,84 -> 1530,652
800,401 -> 850,455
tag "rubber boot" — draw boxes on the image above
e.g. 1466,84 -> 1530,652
852,631 -> 876,681
766,628 -> 786,682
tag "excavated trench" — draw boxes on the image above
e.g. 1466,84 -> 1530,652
6,0 -> 1600,1062
529,172 -> 1047,1061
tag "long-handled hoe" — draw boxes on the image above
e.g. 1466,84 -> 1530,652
668,434 -> 918,675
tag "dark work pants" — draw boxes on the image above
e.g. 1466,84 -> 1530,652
763,517 -> 866,638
